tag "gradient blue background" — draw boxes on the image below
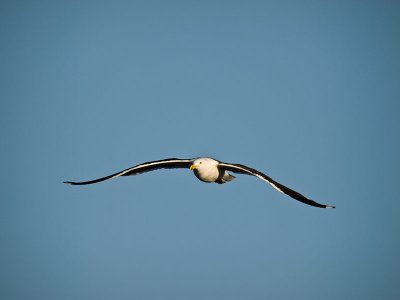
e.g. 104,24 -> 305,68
1,1 -> 399,299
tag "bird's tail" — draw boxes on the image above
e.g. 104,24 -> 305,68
222,172 -> 236,183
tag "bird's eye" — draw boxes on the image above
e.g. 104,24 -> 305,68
199,162 -> 202,164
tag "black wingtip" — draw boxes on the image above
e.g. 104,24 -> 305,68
64,181 -> 76,185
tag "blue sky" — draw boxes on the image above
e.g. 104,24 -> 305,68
1,0 -> 399,299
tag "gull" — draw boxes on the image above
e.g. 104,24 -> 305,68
64,157 -> 335,208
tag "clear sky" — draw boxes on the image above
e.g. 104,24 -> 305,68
1,0 -> 399,299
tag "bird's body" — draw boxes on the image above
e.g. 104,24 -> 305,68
65,157 -> 335,209
191,157 -> 235,183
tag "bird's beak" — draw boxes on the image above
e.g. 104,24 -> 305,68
190,164 -> 198,170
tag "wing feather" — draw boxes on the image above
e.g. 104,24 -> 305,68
64,158 -> 193,185
218,162 -> 334,208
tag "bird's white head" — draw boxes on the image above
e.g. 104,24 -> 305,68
189,157 -> 218,171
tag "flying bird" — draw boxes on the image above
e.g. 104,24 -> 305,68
64,157 -> 335,209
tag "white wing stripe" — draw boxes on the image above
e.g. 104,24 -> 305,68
254,174 -> 284,194
220,163 -> 284,193
112,159 -> 192,178
219,162 -> 334,208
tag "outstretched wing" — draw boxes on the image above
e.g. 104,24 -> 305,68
218,162 -> 334,208
64,158 -> 193,185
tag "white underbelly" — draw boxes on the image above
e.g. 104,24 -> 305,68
193,168 -> 219,182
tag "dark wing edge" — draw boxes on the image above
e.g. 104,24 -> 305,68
64,158 -> 193,186
219,162 -> 335,209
